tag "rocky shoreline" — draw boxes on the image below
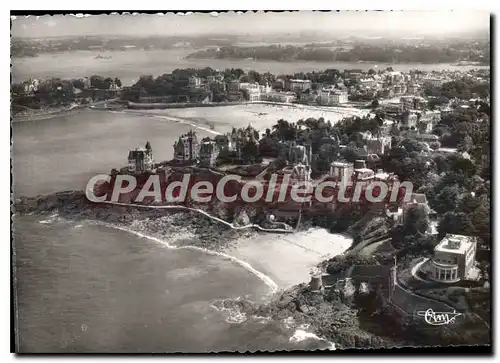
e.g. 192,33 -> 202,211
13,190 -> 403,350
14,191 -> 259,252
16,190 -> 481,350
216,282 -> 409,350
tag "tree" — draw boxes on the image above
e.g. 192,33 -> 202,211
90,75 -> 108,89
71,79 -> 85,90
247,70 -> 261,83
401,234 -> 435,257
429,141 -> 441,150
403,205 -> 430,235
469,205 -> 490,247
454,188 -> 477,208
272,119 -> 297,141
450,156 -> 477,179
431,184 -> 463,214
438,211 -> 477,239
214,134 -> 229,149
241,139 -> 260,164
11,83 -> 25,96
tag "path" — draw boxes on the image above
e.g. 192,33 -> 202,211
411,257 -> 430,282
97,200 -> 294,234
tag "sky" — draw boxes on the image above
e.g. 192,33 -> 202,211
11,11 -> 490,38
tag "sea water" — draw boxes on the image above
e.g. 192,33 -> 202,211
12,110 -> 333,352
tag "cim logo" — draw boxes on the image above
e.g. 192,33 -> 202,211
415,309 -> 463,326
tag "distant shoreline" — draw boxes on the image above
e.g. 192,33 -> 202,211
11,106 -> 84,123
185,55 -> 490,67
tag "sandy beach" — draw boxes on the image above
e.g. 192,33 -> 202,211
229,228 -> 353,289
125,104 -> 369,134
109,213 -> 352,291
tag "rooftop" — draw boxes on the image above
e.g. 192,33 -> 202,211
354,167 -> 374,174
331,161 -> 353,168
435,234 -> 476,255
374,172 -> 390,180
407,193 -> 427,205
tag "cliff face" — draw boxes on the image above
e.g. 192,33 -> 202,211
95,167 -> 409,211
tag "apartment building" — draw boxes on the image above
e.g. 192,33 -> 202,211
289,79 -> 312,92
318,88 -> 348,105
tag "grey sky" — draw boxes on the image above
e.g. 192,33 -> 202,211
11,11 -> 490,38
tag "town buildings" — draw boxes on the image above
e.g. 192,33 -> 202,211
344,69 -> 364,82
353,159 -> 375,182
401,193 -> 431,223
423,76 -> 446,87
385,71 -> 404,85
403,129 -> 440,143
299,89 -> 318,103
288,79 -> 312,92
287,142 -> 312,165
406,83 -> 421,95
366,135 -> 392,155
430,234 -> 477,282
239,82 -> 272,102
317,89 -> 348,105
128,141 -> 154,173
199,140 -> 220,167
188,76 -> 202,88
228,80 -> 242,93
400,96 -> 427,111
359,78 -> 376,88
418,110 -> 441,133
330,161 -> 354,187
261,91 -> 296,103
174,130 -> 200,163
401,110 -> 419,129
23,78 -> 40,95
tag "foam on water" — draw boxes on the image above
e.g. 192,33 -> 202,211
282,317 -> 295,330
209,300 -> 248,324
90,220 -> 279,294
252,315 -> 272,324
283,319 -> 336,350
32,216 -> 339,350
289,329 -> 336,350
38,213 -> 59,224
